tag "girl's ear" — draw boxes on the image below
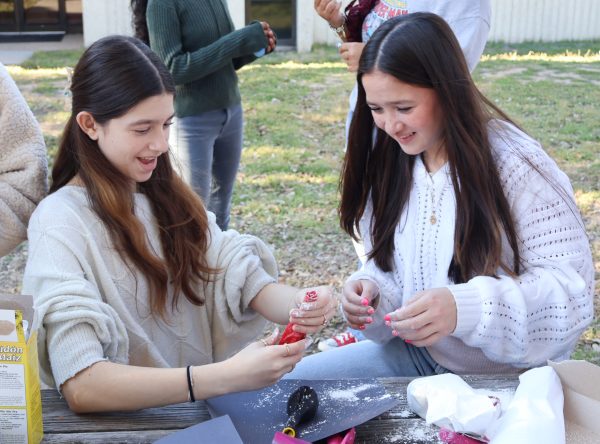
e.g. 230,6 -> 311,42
75,111 -> 99,140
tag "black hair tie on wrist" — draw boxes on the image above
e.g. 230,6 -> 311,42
186,365 -> 195,403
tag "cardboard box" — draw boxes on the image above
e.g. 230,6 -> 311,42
549,360 -> 600,444
0,293 -> 43,444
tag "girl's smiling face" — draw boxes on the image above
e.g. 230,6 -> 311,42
78,93 -> 175,186
362,69 -> 447,172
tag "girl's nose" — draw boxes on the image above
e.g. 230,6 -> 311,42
150,134 -> 169,153
385,113 -> 402,134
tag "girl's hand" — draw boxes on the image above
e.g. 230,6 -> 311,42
386,288 -> 457,347
289,285 -> 337,334
223,331 -> 306,392
339,42 -> 366,72
314,0 -> 345,28
341,279 -> 379,330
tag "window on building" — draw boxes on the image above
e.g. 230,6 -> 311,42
246,0 -> 295,47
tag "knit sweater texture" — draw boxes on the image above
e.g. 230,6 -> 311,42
0,62 -> 47,257
352,120 -> 594,374
23,187 -> 278,388
146,0 -> 267,117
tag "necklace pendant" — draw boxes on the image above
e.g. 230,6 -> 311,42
430,214 -> 437,225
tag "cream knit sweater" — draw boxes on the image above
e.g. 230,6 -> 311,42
23,187 -> 278,388
0,62 -> 47,257
353,120 -> 594,374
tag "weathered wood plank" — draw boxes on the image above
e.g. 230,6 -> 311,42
41,430 -> 172,443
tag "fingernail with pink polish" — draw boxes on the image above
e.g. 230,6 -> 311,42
367,308 -> 375,315
385,320 -> 391,326
405,339 -> 412,343
359,325 -> 366,330
392,330 -> 399,336
384,314 -> 391,321
360,298 -> 369,306
366,317 -> 373,324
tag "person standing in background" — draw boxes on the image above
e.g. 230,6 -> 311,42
0,62 -> 47,257
131,0 -> 276,230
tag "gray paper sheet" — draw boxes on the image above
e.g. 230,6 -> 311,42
206,378 -> 399,444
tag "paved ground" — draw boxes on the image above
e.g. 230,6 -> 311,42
0,34 -> 84,65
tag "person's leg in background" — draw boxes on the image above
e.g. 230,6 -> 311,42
169,111 -> 222,210
210,104 -> 243,230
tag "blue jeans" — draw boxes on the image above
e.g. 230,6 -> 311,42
287,338 -> 448,379
170,104 -> 243,230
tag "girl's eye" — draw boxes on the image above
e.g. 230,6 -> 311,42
164,121 -> 174,128
368,106 -> 382,113
134,128 -> 150,134
397,107 -> 413,113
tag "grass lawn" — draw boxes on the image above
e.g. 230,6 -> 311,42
4,40 -> 600,362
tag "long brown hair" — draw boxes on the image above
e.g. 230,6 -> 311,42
130,0 -> 150,45
340,13 -> 521,283
52,35 -> 215,318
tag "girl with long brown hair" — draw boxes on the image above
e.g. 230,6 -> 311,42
289,13 -> 594,378
23,35 -> 336,413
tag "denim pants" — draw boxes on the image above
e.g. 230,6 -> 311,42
286,338 -> 448,379
170,104 -> 243,230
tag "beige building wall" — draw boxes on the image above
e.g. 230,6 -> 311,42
488,0 -> 600,43
82,0 -> 133,47
81,0 -> 600,50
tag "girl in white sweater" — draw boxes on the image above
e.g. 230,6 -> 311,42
23,35 -> 336,413
289,13 -> 594,378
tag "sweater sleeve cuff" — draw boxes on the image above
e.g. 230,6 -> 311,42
48,322 -> 107,389
243,20 -> 268,53
447,283 -> 482,337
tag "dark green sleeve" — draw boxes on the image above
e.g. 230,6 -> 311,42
147,2 -> 267,85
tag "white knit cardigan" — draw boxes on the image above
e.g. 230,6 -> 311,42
0,62 -> 47,257
352,120 -> 594,374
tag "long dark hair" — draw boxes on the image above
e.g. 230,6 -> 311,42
340,13 -> 521,283
52,35 -> 215,318
130,0 -> 150,45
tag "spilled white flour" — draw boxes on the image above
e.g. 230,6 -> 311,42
328,383 -> 379,402
385,421 -> 443,443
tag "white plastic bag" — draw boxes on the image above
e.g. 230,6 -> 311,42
487,366 -> 564,444
406,367 -> 565,444
407,373 -> 501,440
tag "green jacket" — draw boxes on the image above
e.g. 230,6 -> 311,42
147,0 -> 267,117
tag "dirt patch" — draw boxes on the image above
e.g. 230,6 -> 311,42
532,69 -> 600,85
480,67 -> 527,79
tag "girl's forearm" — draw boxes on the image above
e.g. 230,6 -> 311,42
61,360 -> 229,413
250,283 -> 298,325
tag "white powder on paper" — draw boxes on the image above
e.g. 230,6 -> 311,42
327,383 -> 378,402
250,384 -> 286,409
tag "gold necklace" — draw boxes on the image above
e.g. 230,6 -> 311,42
428,172 -> 437,225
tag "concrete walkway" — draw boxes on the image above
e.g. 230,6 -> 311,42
0,34 -> 84,65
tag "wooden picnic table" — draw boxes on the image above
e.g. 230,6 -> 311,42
41,375 -> 519,443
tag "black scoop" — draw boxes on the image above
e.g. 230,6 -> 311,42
282,385 -> 319,438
